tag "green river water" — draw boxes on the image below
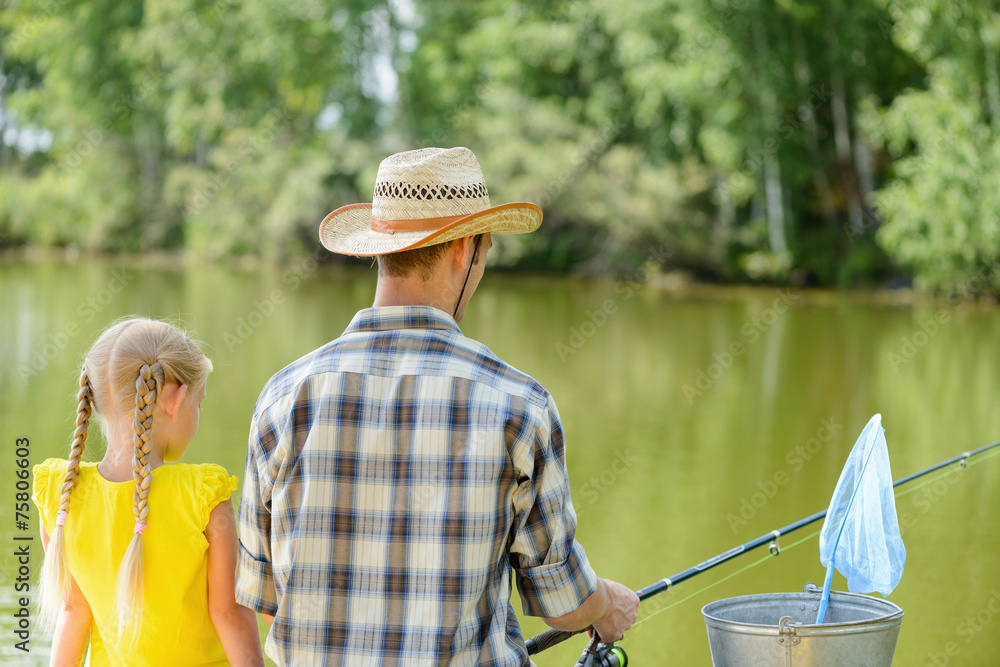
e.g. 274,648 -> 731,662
1,256 -> 998,666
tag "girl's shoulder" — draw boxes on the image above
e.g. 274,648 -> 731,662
157,462 -> 236,487
34,458 -> 104,481
32,457 -> 70,505
32,458 -> 78,529
33,456 -> 69,478
158,463 -> 239,527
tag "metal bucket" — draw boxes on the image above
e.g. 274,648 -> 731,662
702,583 -> 903,667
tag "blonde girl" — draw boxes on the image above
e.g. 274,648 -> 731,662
32,318 -> 263,666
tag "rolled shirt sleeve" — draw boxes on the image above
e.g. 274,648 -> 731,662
509,395 -> 599,619
235,396 -> 282,616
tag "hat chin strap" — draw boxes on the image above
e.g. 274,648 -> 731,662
453,235 -> 483,320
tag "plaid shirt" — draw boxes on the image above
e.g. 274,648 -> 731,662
236,306 -> 598,666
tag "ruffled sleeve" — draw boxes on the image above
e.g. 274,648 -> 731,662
32,458 -> 64,533
199,464 -> 239,531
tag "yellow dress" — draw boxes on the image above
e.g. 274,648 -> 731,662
33,458 -> 238,667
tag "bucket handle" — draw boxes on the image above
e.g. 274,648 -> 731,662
776,616 -> 801,647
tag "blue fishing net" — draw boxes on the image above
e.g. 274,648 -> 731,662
816,414 -> 906,622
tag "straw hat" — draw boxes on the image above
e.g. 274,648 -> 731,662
319,147 -> 542,256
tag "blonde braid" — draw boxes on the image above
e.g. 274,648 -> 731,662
114,361 -> 163,643
37,368 -> 92,628
132,362 -> 161,527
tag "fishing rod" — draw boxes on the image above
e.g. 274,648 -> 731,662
525,438 -> 1000,660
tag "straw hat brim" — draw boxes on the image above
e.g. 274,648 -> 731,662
319,201 -> 542,256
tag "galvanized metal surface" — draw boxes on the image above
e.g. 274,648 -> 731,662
702,584 -> 903,666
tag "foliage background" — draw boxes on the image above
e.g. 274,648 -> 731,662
2,0 -> 999,294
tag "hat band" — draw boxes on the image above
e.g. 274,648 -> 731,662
370,214 -> 467,235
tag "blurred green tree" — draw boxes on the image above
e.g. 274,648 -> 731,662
398,0 -> 921,284
859,0 -> 1000,295
0,0 -> 992,295
0,0 -> 397,257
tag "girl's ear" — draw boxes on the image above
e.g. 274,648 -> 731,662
159,382 -> 188,421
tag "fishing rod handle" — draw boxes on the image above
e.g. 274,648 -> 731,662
526,628 -> 578,655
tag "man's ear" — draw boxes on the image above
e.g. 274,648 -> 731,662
451,236 -> 474,272
158,382 -> 188,421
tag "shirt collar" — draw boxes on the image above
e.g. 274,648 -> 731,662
344,306 -> 463,336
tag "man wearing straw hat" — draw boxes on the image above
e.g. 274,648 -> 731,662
237,147 -> 639,665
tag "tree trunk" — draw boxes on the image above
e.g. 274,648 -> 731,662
832,65 -> 863,231
717,175 -> 736,233
854,131 -> 876,204
984,40 -> 1000,130
135,111 -> 166,248
716,174 -> 736,266
764,152 -> 787,256
0,55 -> 8,166
793,34 -> 837,227
754,17 -> 788,257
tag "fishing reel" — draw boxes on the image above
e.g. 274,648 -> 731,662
574,641 -> 628,667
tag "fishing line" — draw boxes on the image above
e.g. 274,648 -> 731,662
966,446 -> 1000,468
631,529 -> 823,629
895,446 -> 1000,498
629,448 -> 1000,629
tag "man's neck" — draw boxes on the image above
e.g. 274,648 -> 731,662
371,237 -> 482,321
372,275 -> 457,315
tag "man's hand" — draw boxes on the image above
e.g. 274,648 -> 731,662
591,579 -> 639,642
542,578 -> 639,642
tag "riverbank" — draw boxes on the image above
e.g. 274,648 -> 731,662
4,246 -> 997,311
